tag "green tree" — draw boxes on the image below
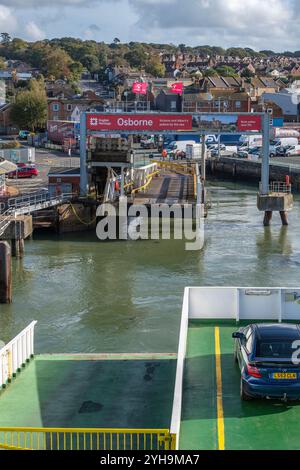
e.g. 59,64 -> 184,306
1,33 -> 11,45
203,68 -> 218,77
99,50 -> 108,68
10,79 -> 47,131
215,66 -> 238,77
241,68 -> 255,78
82,54 -> 100,73
26,42 -> 51,69
9,38 -> 28,54
226,47 -> 248,58
42,47 -> 72,80
124,45 -> 148,69
69,61 -> 84,82
145,56 -> 165,77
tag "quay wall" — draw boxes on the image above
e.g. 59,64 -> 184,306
58,204 -> 96,233
208,157 -> 300,190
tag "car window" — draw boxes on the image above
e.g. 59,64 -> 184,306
256,340 -> 296,358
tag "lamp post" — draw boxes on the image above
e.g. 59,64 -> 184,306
206,93 -> 221,159
124,91 -> 128,112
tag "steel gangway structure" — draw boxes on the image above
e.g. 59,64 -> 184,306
0,191 -> 77,237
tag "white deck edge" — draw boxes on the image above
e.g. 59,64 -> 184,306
170,286 -> 300,448
170,287 -> 189,449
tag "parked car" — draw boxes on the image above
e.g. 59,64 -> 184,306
274,146 -> 292,158
233,323 -> 300,401
8,165 -> 38,179
233,146 -> 258,159
285,145 -> 300,157
233,149 -> 251,159
141,136 -> 157,149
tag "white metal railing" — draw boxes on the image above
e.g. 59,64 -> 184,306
0,208 -> 13,237
0,321 -> 37,388
7,191 -> 77,215
133,163 -> 158,189
39,158 -> 80,168
185,287 -> 300,322
259,181 -> 292,194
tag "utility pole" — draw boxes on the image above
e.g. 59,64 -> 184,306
201,134 -> 206,205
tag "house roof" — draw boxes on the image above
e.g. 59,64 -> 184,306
0,158 -> 17,175
263,91 -> 299,116
48,167 -> 80,177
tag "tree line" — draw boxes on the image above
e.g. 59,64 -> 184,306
1,34 -> 300,83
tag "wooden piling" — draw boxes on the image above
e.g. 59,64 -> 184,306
11,238 -> 25,258
280,211 -> 289,226
0,241 -> 12,304
19,239 -> 25,258
263,211 -> 273,227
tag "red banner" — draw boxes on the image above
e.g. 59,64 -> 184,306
170,82 -> 183,95
237,115 -> 262,132
86,114 -> 193,131
132,82 -> 148,95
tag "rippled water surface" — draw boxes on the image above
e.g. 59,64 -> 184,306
1,180 -> 300,353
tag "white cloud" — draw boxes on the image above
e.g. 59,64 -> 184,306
0,5 -> 18,33
0,0 -> 112,7
128,0 -> 300,50
0,0 -> 299,51
24,21 -> 45,41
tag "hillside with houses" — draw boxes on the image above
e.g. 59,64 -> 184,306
0,35 -> 299,135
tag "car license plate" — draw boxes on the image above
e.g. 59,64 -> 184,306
273,373 -> 297,380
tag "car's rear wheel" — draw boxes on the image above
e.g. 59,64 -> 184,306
240,379 -> 252,401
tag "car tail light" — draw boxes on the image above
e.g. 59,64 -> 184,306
247,365 -> 262,378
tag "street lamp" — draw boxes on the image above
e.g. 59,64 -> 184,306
124,91 -> 128,112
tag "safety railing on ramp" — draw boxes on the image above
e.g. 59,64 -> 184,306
0,209 -> 13,237
0,322 -> 37,388
154,160 -> 195,176
6,191 -> 77,216
0,427 -> 176,450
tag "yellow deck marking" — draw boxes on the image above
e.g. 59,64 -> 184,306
215,327 -> 225,450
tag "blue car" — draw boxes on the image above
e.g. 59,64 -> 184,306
233,323 -> 300,401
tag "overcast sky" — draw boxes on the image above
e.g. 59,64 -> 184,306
0,0 -> 299,52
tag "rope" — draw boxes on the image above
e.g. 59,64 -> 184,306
69,203 -> 97,226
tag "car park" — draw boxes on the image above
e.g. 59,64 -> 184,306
233,323 -> 300,401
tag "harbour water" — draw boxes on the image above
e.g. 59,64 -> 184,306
1,180 -> 300,354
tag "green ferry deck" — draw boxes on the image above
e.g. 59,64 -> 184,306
1,287 -> 300,450
180,321 -> 300,450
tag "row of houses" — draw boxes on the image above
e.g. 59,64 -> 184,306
159,52 -> 300,79
0,73 -> 299,136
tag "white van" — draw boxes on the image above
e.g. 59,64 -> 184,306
270,138 -> 299,157
285,145 -> 300,156
186,144 -> 203,159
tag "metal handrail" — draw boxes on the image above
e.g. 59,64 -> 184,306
131,170 -> 160,195
0,322 -> 37,388
0,427 -> 176,451
7,191 -> 77,214
154,160 -> 195,176
0,208 -> 14,237
259,182 -> 292,194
